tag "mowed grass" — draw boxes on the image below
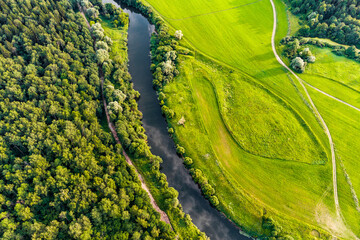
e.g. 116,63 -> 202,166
146,0 -> 329,154
299,49 -> 360,234
164,56 -> 334,238
287,10 -> 301,36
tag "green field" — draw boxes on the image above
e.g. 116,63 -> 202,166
301,47 -> 360,108
143,0 -> 360,237
307,86 -> 360,236
298,46 -> 360,235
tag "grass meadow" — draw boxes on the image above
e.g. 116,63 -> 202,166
143,0 -> 360,237
308,87 -> 360,235
302,47 -> 360,108
164,56 -> 334,238
299,46 -> 360,235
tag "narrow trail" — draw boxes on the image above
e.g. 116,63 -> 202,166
79,5 -> 172,227
99,74 -> 172,226
268,0 -> 341,218
304,81 -> 360,113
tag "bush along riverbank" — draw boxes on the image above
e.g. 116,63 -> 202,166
84,1 -> 208,239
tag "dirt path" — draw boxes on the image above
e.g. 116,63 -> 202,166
268,0 -> 341,218
100,74 -> 172,226
79,5 -> 172,226
304,81 -> 360,112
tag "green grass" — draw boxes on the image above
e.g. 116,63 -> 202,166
287,10 -> 301,36
164,56 -> 333,238
141,0 -> 360,237
100,16 -> 128,65
295,45 -> 360,235
300,47 -> 360,108
215,67 -> 325,163
308,87 -> 360,236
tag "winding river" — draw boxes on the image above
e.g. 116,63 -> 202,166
103,1 -> 250,239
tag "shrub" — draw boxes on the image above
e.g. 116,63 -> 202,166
176,144 -> 185,156
174,30 -> 183,40
183,157 -> 193,166
209,196 -> 219,207
290,57 -> 306,72
168,127 -> 174,135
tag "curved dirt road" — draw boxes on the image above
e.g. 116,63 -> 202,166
269,0 -> 341,217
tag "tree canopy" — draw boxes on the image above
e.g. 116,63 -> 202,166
0,0 -> 176,238
290,0 -> 360,48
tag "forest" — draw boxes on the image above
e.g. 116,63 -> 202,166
289,0 -> 360,49
0,0 -> 180,238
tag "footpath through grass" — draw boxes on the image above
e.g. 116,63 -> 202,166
308,87 -> 360,235
301,47 -> 360,108
295,44 -> 360,235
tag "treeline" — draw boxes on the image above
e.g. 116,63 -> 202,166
0,0 -> 176,238
289,0 -> 360,48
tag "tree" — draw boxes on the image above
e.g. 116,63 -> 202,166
0,1 -> 181,239
96,49 -> 109,64
105,3 -> 117,15
80,0 -> 92,8
284,39 -> 300,58
345,45 -> 358,58
68,216 -> 93,240
176,144 -> 185,155
298,25 -> 310,36
307,55 -> 316,63
92,30 -> 104,41
174,30 -> 183,40
290,57 -> 306,72
161,60 -> 174,75
184,157 -> 193,166
95,41 -> 109,51
86,8 -> 99,20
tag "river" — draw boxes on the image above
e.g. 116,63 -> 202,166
102,1 -> 250,239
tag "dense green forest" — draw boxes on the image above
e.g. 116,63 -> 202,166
289,0 -> 360,49
0,0 -> 178,238
282,0 -> 360,70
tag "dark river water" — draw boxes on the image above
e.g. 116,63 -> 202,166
102,1 -> 250,239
